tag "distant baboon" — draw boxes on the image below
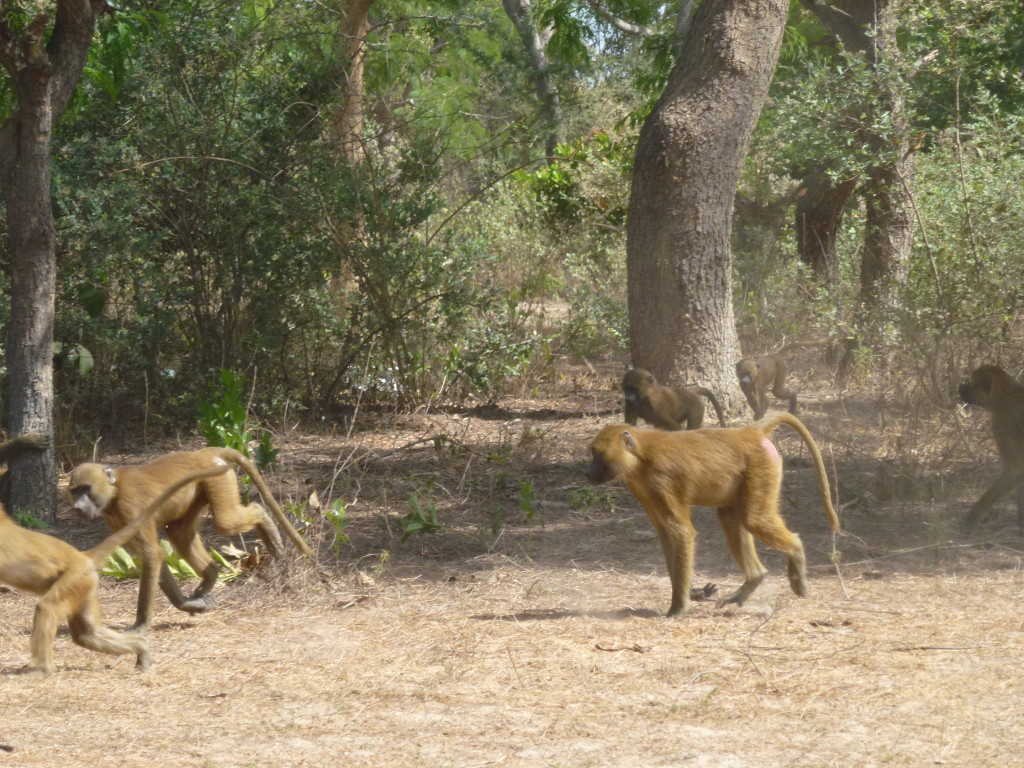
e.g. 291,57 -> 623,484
736,355 -> 799,420
69,447 -> 313,631
958,364 -> 1024,531
621,368 -> 726,431
586,414 -> 839,617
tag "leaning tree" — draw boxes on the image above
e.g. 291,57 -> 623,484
626,0 -> 789,407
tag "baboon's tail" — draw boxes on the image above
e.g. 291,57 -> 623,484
694,388 -> 727,428
760,412 -> 841,533
87,465 -> 232,564
212,448 -> 315,557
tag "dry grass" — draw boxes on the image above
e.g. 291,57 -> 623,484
2,359 -> 1024,767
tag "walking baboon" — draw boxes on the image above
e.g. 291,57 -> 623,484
69,447 -> 313,631
621,368 -> 726,430
958,364 -> 1024,531
586,414 -> 839,618
736,355 -> 799,420
1,464 -> 230,674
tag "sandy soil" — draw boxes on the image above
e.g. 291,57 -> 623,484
2,363 -> 1023,767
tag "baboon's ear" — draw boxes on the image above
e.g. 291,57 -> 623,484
622,430 -> 637,453
647,373 -> 655,385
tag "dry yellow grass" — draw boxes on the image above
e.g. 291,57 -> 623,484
2,361 -> 1023,767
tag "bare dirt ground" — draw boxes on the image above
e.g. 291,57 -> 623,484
3,359 -> 1024,767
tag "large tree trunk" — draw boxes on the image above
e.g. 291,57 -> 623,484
0,1 -> 104,522
2,86 -> 57,521
626,0 -> 788,406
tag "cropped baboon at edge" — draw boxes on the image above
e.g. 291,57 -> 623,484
621,368 -> 726,430
959,364 -> 1024,532
69,447 -> 314,631
1,463 -> 231,674
586,414 -> 839,618
735,355 -> 799,420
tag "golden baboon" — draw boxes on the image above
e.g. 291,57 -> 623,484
1,464 -> 230,674
621,368 -> 727,430
736,355 -> 799,420
958,364 -> 1024,531
586,414 -> 839,617
69,447 -> 313,631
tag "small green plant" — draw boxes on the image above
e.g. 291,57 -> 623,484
489,506 -> 506,538
568,486 -> 615,511
11,511 -> 47,529
100,547 -> 140,579
325,498 -> 350,551
518,479 -> 538,521
101,540 -> 240,582
400,494 -> 444,541
198,369 -> 252,454
198,370 -> 277,503
290,494 -> 348,552
253,430 -> 278,472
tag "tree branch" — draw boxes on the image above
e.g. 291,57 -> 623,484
587,0 -> 653,37
799,0 -> 873,55
48,0 -> 107,118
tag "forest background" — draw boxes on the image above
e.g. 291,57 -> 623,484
1,0 -> 1023,498
2,4 -> 1024,764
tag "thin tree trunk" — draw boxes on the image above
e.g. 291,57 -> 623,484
802,0 -> 915,353
627,0 -> 788,407
502,0 -> 564,157
859,155 -> 914,338
328,0 -> 375,166
856,0 -> 914,353
796,169 -> 857,288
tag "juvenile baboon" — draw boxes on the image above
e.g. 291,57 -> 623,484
69,447 -> 313,631
958,364 -> 1024,531
621,368 -> 727,430
586,413 -> 839,618
736,355 -> 799,420
1,464 -> 230,674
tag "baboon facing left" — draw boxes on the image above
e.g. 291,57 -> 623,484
1,457 -> 230,674
587,414 -> 839,618
736,355 -> 799,420
959,364 -> 1024,531
69,447 -> 314,631
621,368 -> 726,430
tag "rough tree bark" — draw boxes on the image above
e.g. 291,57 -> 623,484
626,0 -> 789,408
855,0 -> 915,348
0,0 -> 105,522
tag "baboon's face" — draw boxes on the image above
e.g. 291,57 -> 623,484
586,426 -> 636,485
68,464 -> 113,519
959,366 -> 1006,411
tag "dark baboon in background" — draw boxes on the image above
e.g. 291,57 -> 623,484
621,368 -> 726,430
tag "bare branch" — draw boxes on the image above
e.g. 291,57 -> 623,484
587,0 -> 653,37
